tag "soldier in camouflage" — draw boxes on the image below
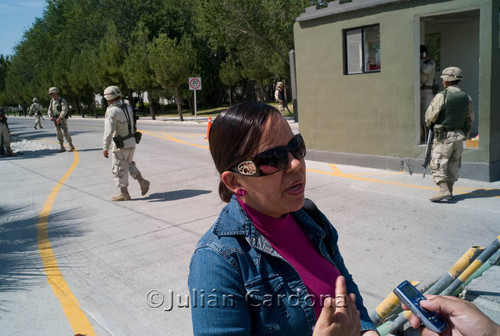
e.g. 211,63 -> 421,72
274,81 -> 286,116
425,67 -> 474,202
47,87 -> 75,152
0,108 -> 15,157
420,45 -> 436,141
29,98 -> 44,130
102,85 -> 150,202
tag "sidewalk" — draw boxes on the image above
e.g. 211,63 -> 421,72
401,264 -> 500,335
462,265 -> 500,323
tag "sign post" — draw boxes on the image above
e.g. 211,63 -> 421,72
189,77 -> 202,122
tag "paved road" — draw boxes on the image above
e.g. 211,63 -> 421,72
1,116 -> 499,335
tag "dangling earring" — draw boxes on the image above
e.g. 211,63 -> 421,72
237,189 -> 246,197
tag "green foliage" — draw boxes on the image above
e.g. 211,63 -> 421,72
123,23 -> 155,92
425,33 -> 441,71
195,0 -> 309,80
219,59 -> 241,87
95,21 -> 126,90
0,0 -> 312,110
149,34 -> 194,89
0,55 -> 11,105
149,34 -> 195,120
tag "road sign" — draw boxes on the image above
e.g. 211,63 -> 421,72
189,77 -> 202,91
189,77 -> 202,122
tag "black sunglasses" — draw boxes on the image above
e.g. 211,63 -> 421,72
230,134 -> 306,177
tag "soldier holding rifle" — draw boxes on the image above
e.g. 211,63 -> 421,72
424,67 -> 474,202
47,87 -> 75,152
275,81 -> 290,116
29,98 -> 44,130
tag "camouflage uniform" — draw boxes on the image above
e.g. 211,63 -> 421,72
0,110 -> 14,157
425,68 -> 474,201
274,82 -> 286,116
102,85 -> 149,201
103,102 -> 140,188
420,56 -> 436,139
47,87 -> 74,151
29,99 -> 43,129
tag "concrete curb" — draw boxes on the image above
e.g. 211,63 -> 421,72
462,265 -> 500,324
401,265 -> 500,335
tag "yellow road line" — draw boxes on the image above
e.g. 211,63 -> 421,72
37,149 -> 96,335
307,165 -> 436,191
320,164 -> 499,197
348,172 -> 404,176
139,131 -> 498,197
140,130 -> 209,149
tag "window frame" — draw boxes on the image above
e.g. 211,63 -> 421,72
343,24 -> 381,75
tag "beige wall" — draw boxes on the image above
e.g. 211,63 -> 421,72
485,0 -> 500,163
294,0 -> 498,166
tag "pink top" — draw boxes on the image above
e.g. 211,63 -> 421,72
238,198 -> 341,318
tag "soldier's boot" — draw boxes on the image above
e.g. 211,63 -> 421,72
447,181 -> 454,197
34,126 -> 37,129
429,182 -> 452,202
112,187 -> 131,202
59,143 -> 66,152
135,173 -> 150,196
6,147 -> 15,156
68,142 -> 75,152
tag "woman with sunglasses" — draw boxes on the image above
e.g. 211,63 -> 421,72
188,102 -> 378,336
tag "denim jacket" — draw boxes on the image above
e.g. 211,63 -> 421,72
189,196 -> 376,335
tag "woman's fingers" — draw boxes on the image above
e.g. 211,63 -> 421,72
334,276 -> 360,335
313,276 -> 361,336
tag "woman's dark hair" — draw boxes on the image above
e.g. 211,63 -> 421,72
209,102 -> 281,202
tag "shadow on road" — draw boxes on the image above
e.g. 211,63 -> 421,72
3,130 -> 91,159
75,148 -> 101,153
448,189 -> 500,203
0,204 -> 89,310
147,189 -> 211,202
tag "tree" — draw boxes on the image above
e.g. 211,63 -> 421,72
1,0 -> 311,110
219,58 -> 241,106
239,46 -> 273,102
0,56 -> 10,103
195,0 -> 310,82
149,34 -> 195,121
95,21 -> 127,91
122,23 -> 161,120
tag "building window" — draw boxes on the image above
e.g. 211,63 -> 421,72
344,24 -> 381,74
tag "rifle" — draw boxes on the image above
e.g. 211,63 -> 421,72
283,102 -> 291,114
50,116 -> 58,127
422,127 -> 433,178
422,90 -> 448,178
49,98 -> 63,127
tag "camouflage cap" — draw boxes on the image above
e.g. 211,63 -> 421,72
33,98 -> 38,103
48,87 -> 59,94
103,85 -> 122,101
440,67 -> 463,82
277,81 -> 284,88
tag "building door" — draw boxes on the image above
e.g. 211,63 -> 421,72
419,10 -> 479,144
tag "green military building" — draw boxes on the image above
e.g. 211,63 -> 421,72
293,0 -> 500,181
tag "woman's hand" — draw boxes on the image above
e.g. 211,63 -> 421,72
312,276 -> 361,336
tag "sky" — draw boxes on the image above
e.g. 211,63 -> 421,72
0,1 -> 46,57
